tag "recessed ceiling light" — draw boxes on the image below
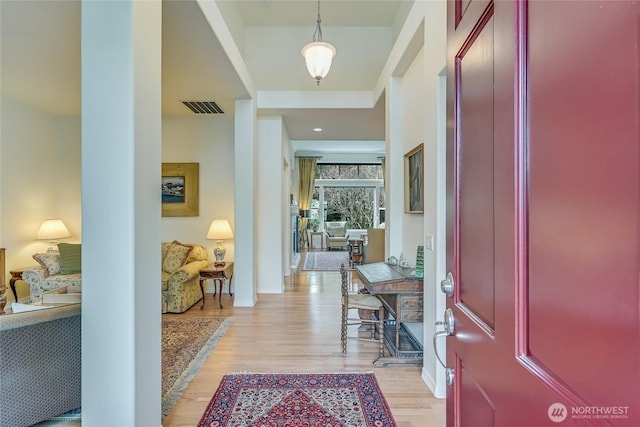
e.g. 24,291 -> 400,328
313,127 -> 323,132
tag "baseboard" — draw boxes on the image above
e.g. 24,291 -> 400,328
422,367 -> 446,399
289,253 -> 301,273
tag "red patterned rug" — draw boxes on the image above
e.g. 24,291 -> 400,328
197,372 -> 397,427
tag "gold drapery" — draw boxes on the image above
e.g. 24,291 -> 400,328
298,158 -> 317,230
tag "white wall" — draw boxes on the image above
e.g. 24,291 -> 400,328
162,115 -> 235,291
0,100 -> 238,293
0,97 -> 82,274
420,0 -> 447,399
400,47 -> 426,262
386,0 -> 447,399
55,116 -> 82,237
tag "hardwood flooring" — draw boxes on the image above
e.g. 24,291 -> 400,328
38,259 -> 446,426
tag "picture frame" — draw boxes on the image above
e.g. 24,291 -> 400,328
404,143 -> 424,214
162,162 -> 199,217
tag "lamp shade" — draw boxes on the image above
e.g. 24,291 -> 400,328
37,219 -> 71,240
206,219 -> 234,241
301,41 -> 336,83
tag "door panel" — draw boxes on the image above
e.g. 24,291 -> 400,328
458,13 -> 495,330
526,0 -> 640,414
446,0 -> 640,426
460,364 -> 494,427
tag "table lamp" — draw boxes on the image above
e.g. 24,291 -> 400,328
206,219 -> 234,266
37,219 -> 71,253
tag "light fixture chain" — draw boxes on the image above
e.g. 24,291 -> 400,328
313,0 -> 323,42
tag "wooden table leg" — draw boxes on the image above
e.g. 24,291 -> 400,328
214,279 -> 223,309
9,279 -> 19,303
199,278 -> 205,309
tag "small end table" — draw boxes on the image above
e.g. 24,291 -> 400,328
199,262 -> 234,309
308,231 -> 324,249
9,266 -> 35,302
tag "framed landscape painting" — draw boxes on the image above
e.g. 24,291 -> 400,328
404,144 -> 424,214
162,162 -> 199,217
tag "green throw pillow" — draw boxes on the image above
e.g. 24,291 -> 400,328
58,243 -> 82,274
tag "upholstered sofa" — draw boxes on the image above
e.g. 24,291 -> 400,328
325,221 -> 349,250
0,304 -> 81,427
161,241 -> 209,313
22,244 -> 82,303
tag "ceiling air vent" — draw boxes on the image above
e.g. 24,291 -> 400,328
182,101 -> 224,114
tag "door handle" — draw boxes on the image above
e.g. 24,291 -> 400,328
433,308 -> 455,386
440,272 -> 455,298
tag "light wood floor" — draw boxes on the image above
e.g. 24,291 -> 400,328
39,260 -> 446,426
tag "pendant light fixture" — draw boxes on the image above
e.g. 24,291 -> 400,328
301,0 -> 336,86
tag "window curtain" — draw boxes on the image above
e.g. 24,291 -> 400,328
298,158 -> 317,231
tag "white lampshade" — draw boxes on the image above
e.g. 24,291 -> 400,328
37,219 -> 71,240
37,219 -> 71,254
301,41 -> 336,84
206,219 -> 234,241
207,219 -> 234,266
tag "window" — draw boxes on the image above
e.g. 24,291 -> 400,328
310,163 -> 384,230
317,164 -> 383,180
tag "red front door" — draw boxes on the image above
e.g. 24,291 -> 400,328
445,1 -> 640,426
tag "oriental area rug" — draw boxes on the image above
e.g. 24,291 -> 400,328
51,316 -> 233,421
302,251 -> 350,271
197,372 -> 398,427
162,316 -> 234,416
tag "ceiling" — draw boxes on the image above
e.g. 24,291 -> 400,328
1,0 -> 413,153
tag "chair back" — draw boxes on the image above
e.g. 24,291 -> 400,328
325,221 -> 347,237
340,263 -> 348,299
364,228 -> 385,263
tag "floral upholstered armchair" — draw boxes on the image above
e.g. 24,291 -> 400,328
161,241 -> 209,313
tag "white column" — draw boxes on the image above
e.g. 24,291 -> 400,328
81,1 -> 161,425
424,0 -> 448,399
256,116 -> 284,293
234,99 -> 257,306
319,184 -> 325,228
373,186 -> 379,227
386,77 -> 404,258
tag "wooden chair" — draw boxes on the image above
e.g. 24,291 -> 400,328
340,263 -> 385,357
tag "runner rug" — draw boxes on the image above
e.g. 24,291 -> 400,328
302,251 -> 350,271
51,316 -> 233,421
197,372 -> 397,427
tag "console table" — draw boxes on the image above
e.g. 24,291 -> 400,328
355,262 -> 424,367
